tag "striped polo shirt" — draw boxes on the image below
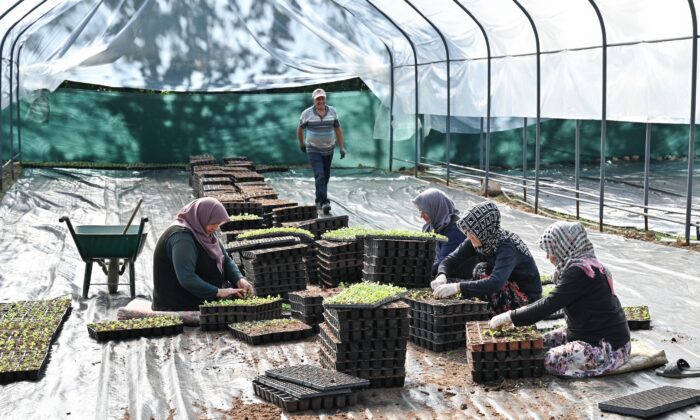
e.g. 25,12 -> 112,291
298,105 -> 341,155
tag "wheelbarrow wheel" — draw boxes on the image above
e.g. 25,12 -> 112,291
107,258 -> 120,294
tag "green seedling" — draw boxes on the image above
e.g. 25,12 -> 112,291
87,315 -> 183,332
324,282 -> 406,306
238,227 -> 314,240
202,295 -> 281,307
482,326 -> 539,339
229,214 -> 263,221
230,318 -> 306,334
623,305 -> 650,321
321,227 -> 447,241
542,284 -> 555,297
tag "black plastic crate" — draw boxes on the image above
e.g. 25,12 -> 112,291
599,386 -> 700,418
253,379 -> 358,412
265,364 -> 370,391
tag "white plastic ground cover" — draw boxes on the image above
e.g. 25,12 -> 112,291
3,0 -> 700,126
1,167 -> 699,418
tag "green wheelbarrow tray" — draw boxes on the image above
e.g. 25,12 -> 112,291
60,216 -> 149,298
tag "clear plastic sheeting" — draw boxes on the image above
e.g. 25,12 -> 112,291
2,0 -> 700,124
1,167 -> 699,418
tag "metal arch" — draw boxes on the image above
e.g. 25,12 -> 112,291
9,0 -> 50,169
512,0 -> 542,214
366,0 -> 420,176
452,0 -> 491,197
0,0 -> 26,192
686,0 -> 698,244
588,0 -> 608,232
403,0 -> 452,185
335,4 -> 396,172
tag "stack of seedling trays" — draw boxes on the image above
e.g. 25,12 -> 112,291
253,365 -> 368,412
221,214 -> 264,232
229,318 -> 314,345
240,187 -> 278,201
241,244 -> 309,298
219,198 -> 264,217
87,315 -> 184,341
362,235 -> 438,288
231,169 -> 265,183
405,289 -> 490,352
272,205 -> 318,227
188,155 -> 217,184
623,305 -> 651,330
0,297 -> 72,383
199,296 -> 283,331
199,183 -> 237,199
226,235 -> 302,268
466,321 -> 545,383
288,289 -> 339,332
318,282 -> 409,388
315,240 -> 364,288
253,199 -> 298,227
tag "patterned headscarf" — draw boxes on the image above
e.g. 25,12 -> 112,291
456,202 -> 532,257
412,188 -> 459,233
171,197 -> 229,273
537,221 -> 615,294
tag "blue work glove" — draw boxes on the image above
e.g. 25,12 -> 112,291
339,148 -> 346,159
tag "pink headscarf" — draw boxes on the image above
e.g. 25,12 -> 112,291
171,198 -> 229,273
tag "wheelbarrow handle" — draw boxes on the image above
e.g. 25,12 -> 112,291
59,216 -> 87,261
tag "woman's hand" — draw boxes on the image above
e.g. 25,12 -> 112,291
216,288 -> 245,299
236,278 -> 255,296
433,283 -> 460,299
488,311 -> 513,329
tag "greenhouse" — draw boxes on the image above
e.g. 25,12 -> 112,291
1,0 -> 699,419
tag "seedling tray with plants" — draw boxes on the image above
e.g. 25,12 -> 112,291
324,303 -> 409,331
364,237 -> 438,253
288,290 -> 336,316
316,239 -> 363,255
228,318 -> 314,345
87,316 -> 184,342
355,229 -> 447,243
623,305 -> 652,330
360,271 -> 431,288
322,282 -> 407,310
200,296 -> 282,330
0,350 -> 50,383
254,199 -> 298,213
225,236 -> 301,253
292,216 -> 350,239
243,189 -> 278,201
405,289 -> 489,315
231,170 -> 265,183
253,378 -> 358,412
237,227 -> 315,243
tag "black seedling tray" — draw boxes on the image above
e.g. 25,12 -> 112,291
410,317 -> 474,334
318,347 -> 405,372
226,236 -> 301,253
410,309 -> 490,325
317,256 -> 363,270
598,386 -> 700,418
220,219 -> 264,231
199,309 -> 283,328
405,293 -> 488,315
471,366 -> 544,383
242,244 -> 309,260
364,238 -> 437,251
0,351 -> 49,383
324,301 -> 410,322
409,335 -> 464,352
243,262 -> 307,275
318,353 -> 406,381
362,263 -> 432,277
409,325 -> 466,344
362,255 -> 434,267
254,375 -> 352,399
628,320 -> 651,330
360,234 -> 446,243
87,324 -> 184,342
325,320 -> 409,342
253,380 -> 358,412
469,347 -> 545,362
322,294 -> 405,310
291,311 -> 325,326
200,299 -> 282,315
319,323 -> 408,353
266,364 -> 370,391
472,357 -> 545,372
222,201 -> 264,216
229,322 -> 314,345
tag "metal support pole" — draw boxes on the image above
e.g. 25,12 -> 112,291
479,117 -> 484,170
644,123 -> 652,231
453,1 -> 491,196
522,117 -> 528,201
404,0 -> 451,185
0,0 -> 26,192
367,1 -> 420,176
686,0 -> 698,245
513,0 -> 542,213
588,0 -> 608,232
8,0 -> 50,176
575,120 -> 581,219
16,44 -> 24,164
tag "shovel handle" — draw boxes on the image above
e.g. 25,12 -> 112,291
122,199 -> 143,235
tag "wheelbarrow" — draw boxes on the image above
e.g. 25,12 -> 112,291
59,216 -> 149,298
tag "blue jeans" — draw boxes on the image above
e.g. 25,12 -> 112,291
307,151 -> 333,205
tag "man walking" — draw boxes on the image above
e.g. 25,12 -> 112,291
297,88 -> 346,214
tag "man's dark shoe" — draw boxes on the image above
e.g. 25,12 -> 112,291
321,202 -> 331,214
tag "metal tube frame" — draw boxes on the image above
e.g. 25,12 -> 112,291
453,0 -> 491,196
686,0 -> 698,244
367,0 -> 420,176
575,120 -> 581,219
644,123 -> 651,231
513,0 -> 542,213
0,0 -> 26,192
404,0 -> 451,185
588,0 -> 608,232
522,117 -> 528,200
